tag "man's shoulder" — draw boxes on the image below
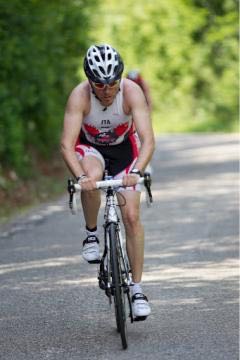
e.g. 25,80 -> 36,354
68,81 -> 90,105
123,77 -> 139,89
66,80 -> 90,112
70,80 -> 90,98
123,78 -> 144,105
123,78 -> 142,96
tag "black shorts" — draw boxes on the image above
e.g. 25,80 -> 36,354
75,133 -> 139,176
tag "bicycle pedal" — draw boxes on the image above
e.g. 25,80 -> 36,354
105,289 -> 111,298
88,259 -> 101,264
134,316 -> 147,322
98,280 -> 106,291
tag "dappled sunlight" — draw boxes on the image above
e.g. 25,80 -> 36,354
151,298 -> 202,306
151,173 -> 238,201
145,252 -> 179,259
143,258 -> 238,283
27,205 -> 65,222
160,144 -> 238,167
5,277 -> 100,292
0,255 -> 83,276
55,277 -> 98,286
144,234 -> 237,253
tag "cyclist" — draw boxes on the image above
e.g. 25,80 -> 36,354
126,70 -> 152,112
61,44 -> 155,319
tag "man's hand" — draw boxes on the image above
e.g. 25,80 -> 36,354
122,173 -> 140,187
78,176 -> 97,191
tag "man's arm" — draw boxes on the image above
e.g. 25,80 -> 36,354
141,79 -> 152,113
61,84 -> 87,178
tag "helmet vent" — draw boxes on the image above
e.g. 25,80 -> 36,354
99,66 -> 105,75
92,69 -> 99,77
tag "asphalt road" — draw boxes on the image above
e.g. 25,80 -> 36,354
0,134 -> 239,360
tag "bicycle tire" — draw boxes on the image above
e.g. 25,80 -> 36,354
114,241 -> 128,332
109,223 -> 128,349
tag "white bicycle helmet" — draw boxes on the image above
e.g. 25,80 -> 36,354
84,44 -> 124,83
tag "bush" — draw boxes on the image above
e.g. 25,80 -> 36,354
0,0 -> 98,176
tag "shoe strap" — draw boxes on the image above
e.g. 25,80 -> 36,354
132,293 -> 148,302
83,235 -> 99,246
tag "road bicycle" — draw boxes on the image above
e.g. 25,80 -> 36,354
67,172 -> 152,349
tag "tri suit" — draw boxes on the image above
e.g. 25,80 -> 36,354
75,80 -> 140,188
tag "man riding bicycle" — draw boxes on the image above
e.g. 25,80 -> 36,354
61,44 -> 155,319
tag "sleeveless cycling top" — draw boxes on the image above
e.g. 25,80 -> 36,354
81,80 -> 133,146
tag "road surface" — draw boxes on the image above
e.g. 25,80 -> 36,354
0,134 -> 239,360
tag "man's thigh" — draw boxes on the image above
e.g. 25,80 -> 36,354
75,144 -> 105,180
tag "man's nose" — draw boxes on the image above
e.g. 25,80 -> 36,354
103,87 -> 111,94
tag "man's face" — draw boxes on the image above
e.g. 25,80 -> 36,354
90,80 -> 120,107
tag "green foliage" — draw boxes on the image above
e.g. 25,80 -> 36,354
0,0 -> 238,180
0,0 -> 98,175
92,0 -> 238,133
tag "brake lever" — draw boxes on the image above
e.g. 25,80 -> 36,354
144,172 -> 153,204
68,178 -> 76,211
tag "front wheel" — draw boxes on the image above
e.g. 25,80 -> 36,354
109,223 -> 128,349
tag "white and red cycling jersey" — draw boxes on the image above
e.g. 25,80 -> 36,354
75,80 -> 139,183
80,80 -> 133,146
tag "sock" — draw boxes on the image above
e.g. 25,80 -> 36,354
131,282 -> 143,296
86,226 -> 98,237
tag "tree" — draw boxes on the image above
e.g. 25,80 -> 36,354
0,0 -> 98,175
93,0 -> 238,132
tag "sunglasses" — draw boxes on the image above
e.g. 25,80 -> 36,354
92,80 -> 120,89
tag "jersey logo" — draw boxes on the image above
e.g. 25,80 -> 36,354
101,119 -> 111,125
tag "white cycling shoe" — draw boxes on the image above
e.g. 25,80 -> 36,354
132,293 -> 151,320
82,235 -> 101,264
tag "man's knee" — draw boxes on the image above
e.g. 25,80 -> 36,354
84,169 -> 103,181
123,210 -> 141,229
81,156 -> 104,181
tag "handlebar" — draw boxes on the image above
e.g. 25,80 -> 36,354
68,173 -> 153,214
73,177 -> 145,191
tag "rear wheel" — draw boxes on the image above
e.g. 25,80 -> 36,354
109,223 -> 128,349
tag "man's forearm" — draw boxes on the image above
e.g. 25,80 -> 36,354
61,146 -> 85,178
134,139 -> 155,173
